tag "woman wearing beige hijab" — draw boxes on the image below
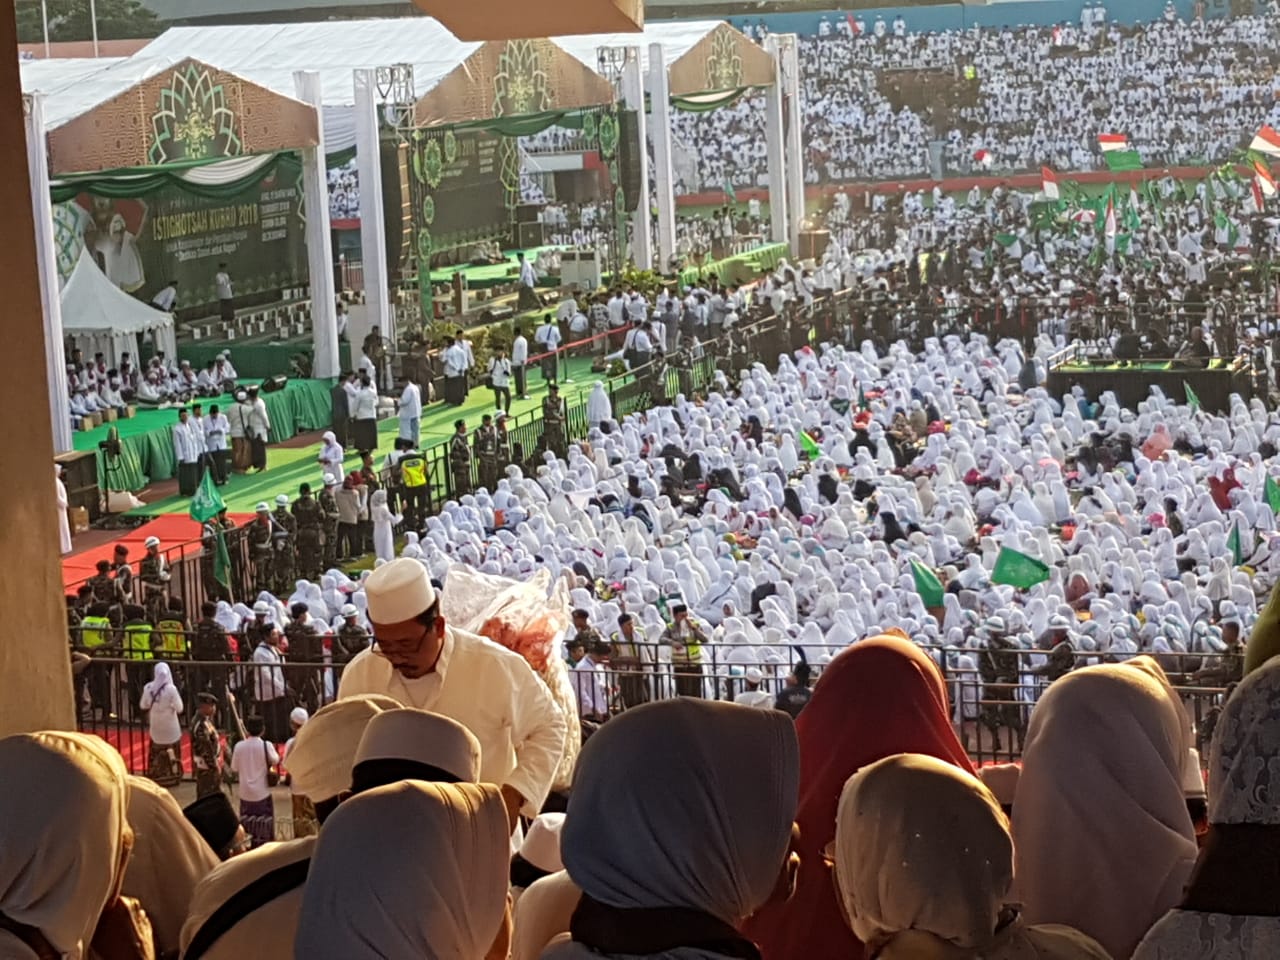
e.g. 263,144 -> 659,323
1013,659 -> 1197,959
293,781 -> 509,959
833,753 -> 1110,960
0,731 -> 149,960
1135,656 -> 1280,958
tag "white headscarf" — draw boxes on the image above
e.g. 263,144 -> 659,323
835,753 -> 1108,960
555,699 -> 799,958
0,731 -> 129,959
293,781 -> 509,959
120,775 -> 218,956
1012,659 -> 1197,959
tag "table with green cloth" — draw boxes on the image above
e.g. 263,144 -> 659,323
73,379 -> 335,491
179,339 -> 353,381
678,242 -> 789,288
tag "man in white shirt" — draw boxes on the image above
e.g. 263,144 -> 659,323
349,375 -> 379,451
338,558 -> 566,827
196,360 -> 220,397
245,385 -> 271,472
511,327 -> 530,400
441,337 -> 468,406
215,263 -> 234,323
229,714 -> 279,847
204,403 -> 230,484
151,280 -> 178,312
534,314 -> 562,383
572,640 -> 611,723
397,375 -> 422,443
517,251 -> 539,310
733,667 -> 774,709
173,408 -> 201,496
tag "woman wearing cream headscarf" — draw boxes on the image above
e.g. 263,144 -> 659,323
834,753 -> 1110,960
293,780 -> 509,960
140,662 -> 184,786
1013,659 -> 1197,959
121,776 -> 218,958
0,731 -> 146,960
545,697 -> 800,960
1135,656 -> 1280,958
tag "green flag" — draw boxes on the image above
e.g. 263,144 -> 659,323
858,384 -> 868,411
1103,149 -> 1143,172
189,469 -> 231,590
722,177 -> 737,203
991,547 -> 1050,589
910,558 -> 945,608
994,233 -> 1019,247
1228,522 -> 1247,566
798,431 -> 821,459
1184,381 -> 1201,412
1266,475 -> 1280,514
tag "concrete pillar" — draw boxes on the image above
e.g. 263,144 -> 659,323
779,34 -> 806,257
293,71 -> 340,379
621,47 -> 653,271
0,0 -> 76,735
354,69 -> 392,347
647,42 -> 677,271
763,35 -> 788,246
26,92 -> 71,454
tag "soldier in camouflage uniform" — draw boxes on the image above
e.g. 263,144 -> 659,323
542,384 -> 566,457
271,494 -> 297,595
333,604 -> 370,681
247,503 -> 275,596
284,603 -> 325,713
291,483 -> 325,580
475,414 -> 500,492
978,617 -> 1025,755
190,601 -> 233,708
191,692 -> 223,798
200,519 -> 230,603
319,474 -> 342,569
449,419 -> 471,497
138,537 -> 170,624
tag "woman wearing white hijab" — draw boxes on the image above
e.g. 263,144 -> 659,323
121,776 -> 218,958
317,431 -> 344,477
1013,658 -> 1197,959
0,731 -> 139,960
544,698 -> 800,960
293,781 -> 509,960
834,753 -> 1109,960
140,661 -> 184,786
1135,656 -> 1280,958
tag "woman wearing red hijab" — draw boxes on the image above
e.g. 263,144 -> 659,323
741,634 -> 974,960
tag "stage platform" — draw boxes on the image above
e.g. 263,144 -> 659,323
1046,358 -> 1251,413
178,336 -> 354,382
427,246 -> 558,290
73,380 -> 336,492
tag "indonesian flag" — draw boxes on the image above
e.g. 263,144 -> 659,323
973,149 -> 993,168
1254,159 -> 1277,198
1098,133 -> 1130,152
1041,166 -> 1060,200
1251,125 -> 1280,158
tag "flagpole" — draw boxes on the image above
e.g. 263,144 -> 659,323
40,0 -> 50,57
89,0 -> 99,57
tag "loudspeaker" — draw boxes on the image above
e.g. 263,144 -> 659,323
617,109 -> 643,214
380,138 -> 413,279
516,203 -> 542,225
260,374 -> 289,394
517,222 -> 545,248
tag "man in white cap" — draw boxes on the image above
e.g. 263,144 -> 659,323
338,557 -> 566,828
733,667 -> 774,709
138,535 -> 170,623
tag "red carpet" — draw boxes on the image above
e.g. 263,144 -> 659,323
82,726 -> 195,776
63,513 -> 253,589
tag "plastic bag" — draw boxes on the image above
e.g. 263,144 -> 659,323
441,563 -> 580,791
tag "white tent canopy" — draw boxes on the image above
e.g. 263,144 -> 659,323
61,248 -> 177,369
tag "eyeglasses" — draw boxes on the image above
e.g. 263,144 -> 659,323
372,622 -> 432,658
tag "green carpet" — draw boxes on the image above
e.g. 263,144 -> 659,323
178,338 -> 354,381
75,380 -> 335,493
131,355 -> 602,516
427,246 -> 557,290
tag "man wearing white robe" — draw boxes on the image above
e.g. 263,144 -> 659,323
398,377 -> 422,442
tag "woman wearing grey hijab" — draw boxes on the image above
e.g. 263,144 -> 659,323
544,698 -> 800,959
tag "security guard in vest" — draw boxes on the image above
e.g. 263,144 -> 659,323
122,603 -> 155,720
475,413 -> 500,492
660,603 -> 707,698
449,419 -> 472,496
78,601 -> 117,719
398,441 -> 429,530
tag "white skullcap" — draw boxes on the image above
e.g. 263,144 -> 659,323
353,708 -> 481,783
290,707 -> 310,727
287,694 -> 402,802
275,494 -> 289,506
745,667 -> 764,683
518,812 -> 566,874
255,502 -> 269,513
144,536 -> 160,548
252,601 -> 270,615
323,474 -> 338,486
365,557 -> 437,625
340,603 -> 359,617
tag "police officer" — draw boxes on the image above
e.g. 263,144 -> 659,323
475,413 -> 500,492
542,383 -> 565,457
271,494 -> 297,595
660,603 -> 707,698
247,502 -> 275,595
291,483 -> 325,580
449,419 -> 472,496
319,474 -> 342,568
138,536 -> 170,624
398,442 -> 429,530
191,692 -> 223,798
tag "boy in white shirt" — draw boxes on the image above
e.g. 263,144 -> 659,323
230,715 -> 279,847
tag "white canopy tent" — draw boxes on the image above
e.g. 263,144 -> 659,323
60,248 -> 177,369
